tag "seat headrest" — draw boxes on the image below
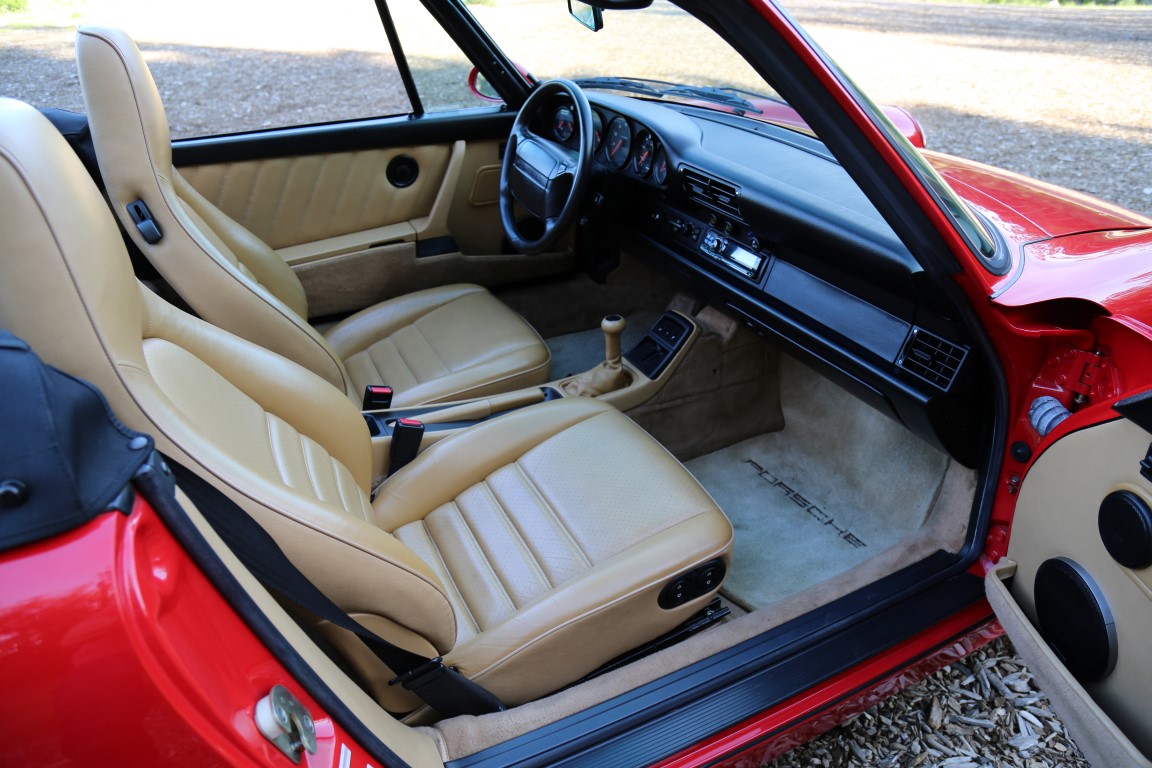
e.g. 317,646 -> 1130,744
0,97 -> 146,386
76,25 -> 173,177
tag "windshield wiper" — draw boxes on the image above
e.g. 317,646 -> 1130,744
660,85 -> 762,115
573,76 -> 664,97
573,77 -> 764,116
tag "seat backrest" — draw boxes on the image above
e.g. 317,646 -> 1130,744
0,97 -> 457,654
75,26 -> 355,396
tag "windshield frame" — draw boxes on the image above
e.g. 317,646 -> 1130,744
437,0 -> 1004,279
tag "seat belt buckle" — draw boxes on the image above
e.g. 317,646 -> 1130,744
389,418 -> 424,475
363,385 -> 393,411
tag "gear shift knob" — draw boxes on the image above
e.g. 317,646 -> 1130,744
559,314 -> 629,397
602,314 -> 625,365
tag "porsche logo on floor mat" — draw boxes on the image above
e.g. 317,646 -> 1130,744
744,459 -> 867,549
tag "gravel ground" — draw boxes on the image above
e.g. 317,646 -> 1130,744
3,0 -> 1149,212
768,637 -> 1091,768
788,0 -> 1152,215
2,2 -> 1145,766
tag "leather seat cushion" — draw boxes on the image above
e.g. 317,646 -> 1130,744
373,397 -> 734,705
323,284 -> 550,406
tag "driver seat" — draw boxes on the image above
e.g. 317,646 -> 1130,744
75,25 -> 550,408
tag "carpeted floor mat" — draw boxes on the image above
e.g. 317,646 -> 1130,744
545,311 -> 660,380
686,354 -> 950,610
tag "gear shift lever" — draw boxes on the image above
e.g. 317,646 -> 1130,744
560,314 -> 630,397
602,314 -> 625,367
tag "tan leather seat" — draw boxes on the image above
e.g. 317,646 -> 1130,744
74,25 -> 549,407
0,98 -> 733,711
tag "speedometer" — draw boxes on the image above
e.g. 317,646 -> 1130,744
604,116 -> 632,170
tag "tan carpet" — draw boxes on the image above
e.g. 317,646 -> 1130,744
686,355 -> 950,609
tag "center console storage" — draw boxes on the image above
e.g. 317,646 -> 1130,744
626,312 -> 694,379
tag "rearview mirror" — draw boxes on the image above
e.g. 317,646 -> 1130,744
568,0 -> 603,31
579,0 -> 654,7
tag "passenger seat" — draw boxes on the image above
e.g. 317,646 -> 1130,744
75,26 -> 550,408
0,98 -> 733,712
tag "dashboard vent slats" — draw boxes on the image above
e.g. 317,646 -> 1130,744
682,166 -> 743,220
898,328 -> 967,391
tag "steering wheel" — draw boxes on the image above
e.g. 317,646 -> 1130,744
500,79 -> 594,255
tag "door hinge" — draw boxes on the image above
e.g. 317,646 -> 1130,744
255,685 -> 317,764
1068,349 -> 1106,405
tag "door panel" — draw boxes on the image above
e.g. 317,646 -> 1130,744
180,144 -> 453,249
987,563 -> 1150,768
175,116 -> 575,319
994,416 -> 1152,764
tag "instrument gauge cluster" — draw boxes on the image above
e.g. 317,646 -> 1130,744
604,116 -> 632,170
551,105 -> 575,142
592,112 -> 669,187
550,105 -> 604,151
544,101 -> 669,187
633,129 -> 655,177
652,147 -> 669,184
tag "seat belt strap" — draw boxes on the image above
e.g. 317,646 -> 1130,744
136,456 -> 505,718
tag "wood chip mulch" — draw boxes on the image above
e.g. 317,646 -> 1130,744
768,637 -> 1091,768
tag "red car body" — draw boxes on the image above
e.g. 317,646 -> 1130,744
2,0 -> 1150,765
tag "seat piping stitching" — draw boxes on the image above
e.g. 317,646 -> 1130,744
510,461 -> 592,570
416,515 -> 481,639
407,321 -> 449,377
297,431 -> 327,503
478,477 -> 552,594
265,412 -> 295,489
330,454 -> 371,522
444,499 -> 517,624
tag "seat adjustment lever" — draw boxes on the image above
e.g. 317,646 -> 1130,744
126,198 -> 162,244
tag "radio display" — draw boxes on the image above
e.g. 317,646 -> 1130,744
729,245 -> 762,273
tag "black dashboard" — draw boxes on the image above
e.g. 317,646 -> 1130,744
538,91 -> 983,464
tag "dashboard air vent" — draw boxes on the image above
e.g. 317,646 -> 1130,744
681,166 -> 742,220
898,328 -> 968,392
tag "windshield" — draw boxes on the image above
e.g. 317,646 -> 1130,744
463,0 -> 997,266
465,0 -> 784,113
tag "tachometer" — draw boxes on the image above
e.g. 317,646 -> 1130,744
604,116 -> 632,170
633,130 -> 655,177
552,105 -> 575,142
591,110 -> 604,151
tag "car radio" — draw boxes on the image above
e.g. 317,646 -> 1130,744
700,228 -> 764,279
648,204 -> 768,283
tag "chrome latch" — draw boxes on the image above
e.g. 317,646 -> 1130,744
254,685 -> 317,763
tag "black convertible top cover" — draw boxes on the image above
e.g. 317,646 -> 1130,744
0,331 -> 153,551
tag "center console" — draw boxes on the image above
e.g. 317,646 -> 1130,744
363,310 -> 699,483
